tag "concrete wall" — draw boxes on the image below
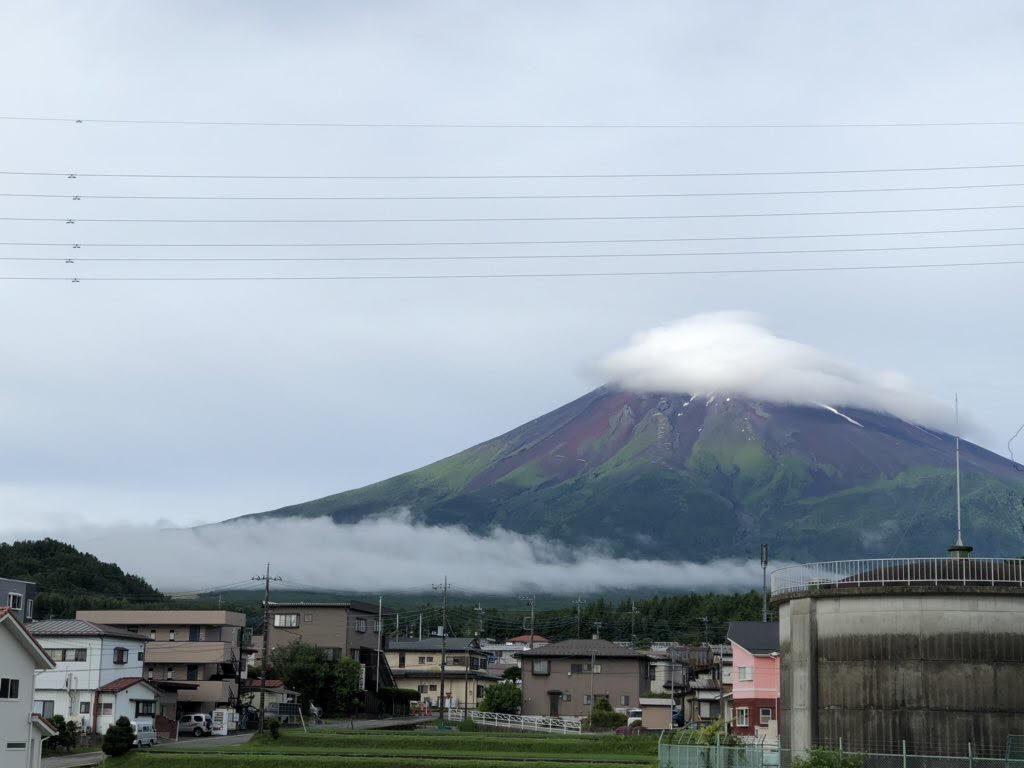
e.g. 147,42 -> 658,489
779,591 -> 1024,756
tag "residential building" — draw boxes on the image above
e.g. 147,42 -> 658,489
0,607 -> 57,768
29,619 -> 161,734
727,621 -> 780,744
518,638 -> 651,718
261,601 -> 395,695
1,578 -> 36,624
385,638 -> 500,709
77,609 -> 248,714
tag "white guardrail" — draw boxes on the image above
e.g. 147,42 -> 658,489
770,557 -> 1024,597
448,709 -> 582,734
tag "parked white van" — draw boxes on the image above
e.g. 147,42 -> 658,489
131,721 -> 159,747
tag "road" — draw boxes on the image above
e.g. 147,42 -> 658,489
42,718 -> 432,766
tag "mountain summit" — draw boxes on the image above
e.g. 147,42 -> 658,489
248,388 -> 1024,561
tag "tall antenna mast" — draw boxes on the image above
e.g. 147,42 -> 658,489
948,395 -> 972,559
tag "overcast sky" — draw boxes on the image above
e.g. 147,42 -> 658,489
1,0 -> 1023,544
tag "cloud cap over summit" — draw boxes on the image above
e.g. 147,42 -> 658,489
595,312 -> 953,430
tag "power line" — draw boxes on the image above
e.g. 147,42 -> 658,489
2,115 -> 1023,129
3,258 -> 1022,281
6,203 -> 1024,224
4,224 -> 1022,249
5,180 -> 1024,201
11,241 -> 1024,263
4,161 -> 1024,180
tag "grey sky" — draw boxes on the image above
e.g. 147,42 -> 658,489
1,0 -> 1023,537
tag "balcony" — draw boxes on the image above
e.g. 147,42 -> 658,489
175,679 -> 237,704
145,641 -> 237,664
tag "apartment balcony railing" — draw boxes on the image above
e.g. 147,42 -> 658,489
175,679 -> 237,704
144,641 -> 237,664
770,557 -> 1024,598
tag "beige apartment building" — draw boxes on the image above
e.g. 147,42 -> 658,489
385,637 -> 500,709
518,638 -> 651,718
77,610 -> 248,713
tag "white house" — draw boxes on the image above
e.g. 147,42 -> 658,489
0,607 -> 58,768
28,618 -> 170,736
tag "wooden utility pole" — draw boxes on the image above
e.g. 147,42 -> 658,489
375,596 -> 383,694
572,595 -> 585,638
520,594 -> 536,649
433,577 -> 449,720
251,563 -> 281,733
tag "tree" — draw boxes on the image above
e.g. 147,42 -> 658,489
269,641 -> 364,717
102,716 -> 135,757
501,666 -> 521,682
478,682 -> 522,714
586,698 -> 627,730
330,657 -> 362,715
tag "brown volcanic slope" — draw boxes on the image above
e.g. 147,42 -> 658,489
250,388 -> 1024,562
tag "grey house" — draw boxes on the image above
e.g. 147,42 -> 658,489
1,578 -> 37,623
518,638 -> 651,718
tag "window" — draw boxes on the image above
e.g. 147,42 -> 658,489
138,650 -> 145,661
429,684 -> 437,691
25,599 -> 33,620
7,593 -> 22,610
418,656 -> 434,664
760,707 -> 773,725
304,614 -> 313,623
736,707 -> 749,727
166,667 -> 174,680
6,742 -> 27,750
33,700 -> 54,718
101,702 -> 113,715
355,618 -> 367,632
0,678 -> 20,699
570,662 -> 601,674
476,685 -> 485,698
620,695 -> 629,706
737,666 -> 753,682
398,653 -> 406,668
584,694 -> 592,705
149,629 -> 156,640
147,667 -> 154,680
451,656 -> 464,666
127,626 -> 139,633
113,647 -> 129,665
417,684 -> 428,693
80,702 -> 90,714
187,665 -> 199,681
189,626 -> 201,642
136,701 -> 156,717
531,660 -> 550,675
168,629 -> 175,641
273,614 -> 299,628
373,619 -> 380,633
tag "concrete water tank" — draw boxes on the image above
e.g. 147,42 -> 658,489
772,557 -> 1024,757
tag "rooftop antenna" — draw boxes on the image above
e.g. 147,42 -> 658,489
949,394 -> 973,559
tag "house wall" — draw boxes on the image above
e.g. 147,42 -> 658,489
521,656 -> 647,718
1,580 -> 37,624
390,673 -> 494,708
731,644 -> 780,700
0,623 -> 42,768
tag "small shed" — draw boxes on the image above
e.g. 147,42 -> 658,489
639,697 -> 673,730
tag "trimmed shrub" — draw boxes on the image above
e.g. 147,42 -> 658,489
101,716 -> 135,757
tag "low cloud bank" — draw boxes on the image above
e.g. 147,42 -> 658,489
595,312 -> 952,430
10,512 -> 767,594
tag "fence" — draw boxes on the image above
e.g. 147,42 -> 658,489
770,558 -> 1024,597
448,709 -> 582,734
658,744 -> 1024,768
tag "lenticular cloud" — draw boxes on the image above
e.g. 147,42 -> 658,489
595,312 -> 951,429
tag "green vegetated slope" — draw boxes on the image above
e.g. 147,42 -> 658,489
246,387 -> 1024,562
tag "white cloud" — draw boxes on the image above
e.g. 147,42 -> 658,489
6,512 -> 767,594
595,312 -> 954,430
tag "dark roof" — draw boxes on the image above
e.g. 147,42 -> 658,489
388,637 -> 482,652
96,677 -> 162,695
727,622 -> 780,655
392,669 -> 501,682
517,638 -> 649,659
28,619 -> 149,641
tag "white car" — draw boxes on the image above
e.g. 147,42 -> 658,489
626,708 -> 643,727
131,722 -> 158,747
177,713 -> 212,737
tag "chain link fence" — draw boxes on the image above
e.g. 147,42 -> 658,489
658,744 -> 1024,768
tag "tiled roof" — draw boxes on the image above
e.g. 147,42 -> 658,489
508,635 -> 549,644
517,638 -> 649,659
388,637 -> 481,652
96,677 -> 162,695
28,619 -> 149,641
727,622 -> 780,655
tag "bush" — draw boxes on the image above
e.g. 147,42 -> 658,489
587,698 -> 627,730
673,720 -> 745,746
268,718 -> 281,740
792,749 -> 866,768
457,717 -> 479,731
477,682 -> 522,714
501,666 -> 521,682
101,716 -> 135,757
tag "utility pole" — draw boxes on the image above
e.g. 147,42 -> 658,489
761,544 -> 769,623
251,563 -> 281,733
418,613 -> 423,641
520,594 -> 536,649
593,620 -> 602,640
572,596 -> 585,638
474,604 -> 485,637
700,616 -> 710,646
589,650 -> 597,717
375,596 -> 383,694
433,577 -> 449,720
630,600 -> 639,647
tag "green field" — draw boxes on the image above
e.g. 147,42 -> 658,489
109,728 -> 660,768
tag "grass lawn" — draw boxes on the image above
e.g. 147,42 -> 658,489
107,728 -> 660,768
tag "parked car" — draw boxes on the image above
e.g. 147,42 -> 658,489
178,713 -> 213,737
626,708 -> 643,727
131,721 -> 158,747
672,710 -> 686,727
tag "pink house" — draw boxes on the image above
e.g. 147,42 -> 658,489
727,621 -> 780,743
